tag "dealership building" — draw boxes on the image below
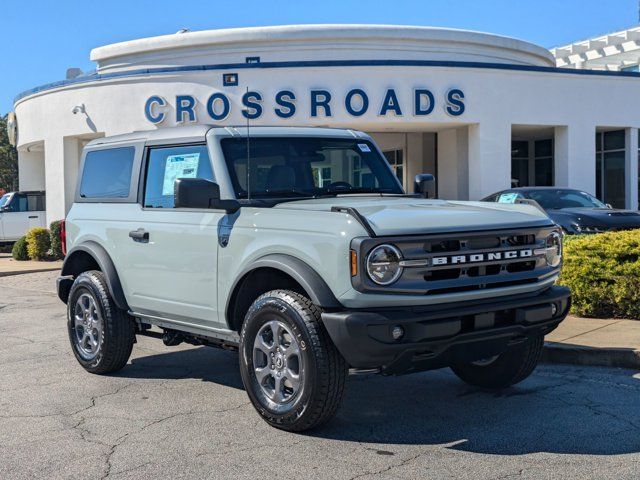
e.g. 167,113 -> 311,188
10,24 -> 640,223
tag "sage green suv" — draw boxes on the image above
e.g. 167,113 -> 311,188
57,125 -> 569,431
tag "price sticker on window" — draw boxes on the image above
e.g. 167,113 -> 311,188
162,153 -> 200,195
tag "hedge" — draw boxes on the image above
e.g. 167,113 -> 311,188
25,227 -> 51,261
558,230 -> 640,318
11,236 -> 29,261
49,220 -> 64,259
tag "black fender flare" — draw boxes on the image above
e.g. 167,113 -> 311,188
226,253 -> 342,319
60,241 -> 129,310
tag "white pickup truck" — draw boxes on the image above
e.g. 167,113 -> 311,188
0,191 -> 47,243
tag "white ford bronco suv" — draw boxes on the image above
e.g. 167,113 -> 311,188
57,125 -> 570,431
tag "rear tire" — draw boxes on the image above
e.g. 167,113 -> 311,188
450,335 -> 544,389
239,290 -> 347,432
67,270 -> 135,374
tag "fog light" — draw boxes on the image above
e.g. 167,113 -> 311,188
391,325 -> 404,341
550,303 -> 558,316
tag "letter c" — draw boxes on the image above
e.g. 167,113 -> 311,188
145,96 -> 166,124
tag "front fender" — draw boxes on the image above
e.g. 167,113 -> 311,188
225,253 -> 342,317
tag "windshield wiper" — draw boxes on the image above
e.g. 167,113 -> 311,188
242,188 -> 316,198
324,187 -> 398,195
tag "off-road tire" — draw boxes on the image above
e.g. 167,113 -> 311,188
239,290 -> 347,432
450,335 -> 544,389
67,270 -> 135,374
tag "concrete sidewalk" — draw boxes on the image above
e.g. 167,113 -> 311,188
0,252 -> 62,277
543,316 -> 640,370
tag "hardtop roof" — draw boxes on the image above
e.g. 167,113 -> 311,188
86,125 -> 368,147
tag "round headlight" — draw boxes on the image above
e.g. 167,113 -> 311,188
366,244 -> 403,285
545,231 -> 563,267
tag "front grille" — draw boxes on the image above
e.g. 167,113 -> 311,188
353,226 -> 558,295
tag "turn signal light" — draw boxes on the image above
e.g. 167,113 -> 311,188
60,219 -> 67,257
350,250 -> 358,276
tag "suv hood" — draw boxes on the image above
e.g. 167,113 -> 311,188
274,197 -> 552,236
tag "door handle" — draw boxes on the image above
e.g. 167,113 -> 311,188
129,228 -> 149,242
28,215 -> 38,219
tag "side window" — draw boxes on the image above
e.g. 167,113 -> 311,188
80,147 -> 135,199
143,145 -> 213,208
26,194 -> 45,211
497,192 -> 521,204
9,194 -> 28,212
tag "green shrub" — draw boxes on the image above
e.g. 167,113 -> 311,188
558,230 -> 640,318
11,236 -> 29,261
25,227 -> 51,261
49,220 -> 64,259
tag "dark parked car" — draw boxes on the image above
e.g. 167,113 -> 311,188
483,187 -> 640,234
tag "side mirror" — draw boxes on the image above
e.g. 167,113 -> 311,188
174,178 -> 240,213
414,173 -> 436,199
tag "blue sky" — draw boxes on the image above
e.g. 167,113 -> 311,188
2,0 -> 639,114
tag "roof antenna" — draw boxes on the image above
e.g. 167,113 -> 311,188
245,87 -> 251,201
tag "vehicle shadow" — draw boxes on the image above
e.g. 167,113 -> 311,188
122,345 -> 245,390
318,366 -> 640,456
118,346 -> 640,456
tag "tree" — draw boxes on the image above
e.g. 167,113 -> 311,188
0,114 -> 19,192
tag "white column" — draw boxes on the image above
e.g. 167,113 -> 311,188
437,128 -> 470,200
43,137 -> 67,224
63,137 -> 81,213
18,147 -> 45,190
436,128 -> 458,199
467,122 -> 511,200
554,125 -> 596,194
625,127 -> 638,210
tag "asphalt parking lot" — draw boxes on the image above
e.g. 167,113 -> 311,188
1,271 -> 639,479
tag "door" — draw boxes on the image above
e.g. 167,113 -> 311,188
119,144 -> 225,327
26,192 -> 46,229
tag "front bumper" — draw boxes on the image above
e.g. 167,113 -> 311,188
322,285 -> 570,375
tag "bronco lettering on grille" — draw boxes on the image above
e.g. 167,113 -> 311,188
431,249 -> 533,266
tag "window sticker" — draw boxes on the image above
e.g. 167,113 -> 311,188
357,143 -> 371,153
498,193 -> 518,204
162,153 -> 201,195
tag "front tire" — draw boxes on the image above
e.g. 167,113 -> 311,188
450,335 -> 544,389
239,290 -> 347,432
67,270 -> 135,374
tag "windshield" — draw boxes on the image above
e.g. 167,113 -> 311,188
0,194 -> 10,208
221,137 -> 403,199
526,189 -> 608,210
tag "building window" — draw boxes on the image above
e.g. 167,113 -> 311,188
510,139 -> 553,188
511,141 -> 529,187
595,130 -> 625,208
534,139 -> 554,186
383,149 -> 404,186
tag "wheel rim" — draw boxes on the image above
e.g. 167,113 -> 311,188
471,355 -> 499,367
73,292 -> 103,361
252,320 -> 304,409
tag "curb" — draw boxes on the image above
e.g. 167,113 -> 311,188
0,267 -> 61,278
542,342 -> 640,370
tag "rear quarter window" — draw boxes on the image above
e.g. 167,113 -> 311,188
80,147 -> 135,199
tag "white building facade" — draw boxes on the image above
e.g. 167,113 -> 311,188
11,25 -> 640,223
